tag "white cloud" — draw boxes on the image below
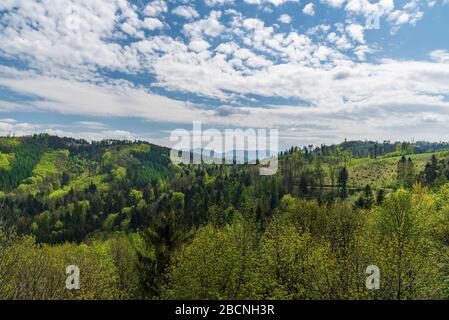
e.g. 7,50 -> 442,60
278,14 -> 292,24
269,0 -> 300,5
76,121 -> 108,130
0,119 -> 38,137
172,5 -> 200,19
303,3 -> 315,16
0,66 -> 207,124
183,11 -> 225,38
353,45 -> 373,60
0,118 -> 17,124
143,17 -> 165,30
344,0 -> 425,33
0,0 -> 143,73
345,0 -> 394,16
327,32 -> 353,50
3,55 -> 449,147
205,0 -> 235,5
0,119 -> 142,143
346,24 -> 365,43
244,0 -> 299,5
144,0 -> 168,16
189,39 -> 211,52
321,0 -> 346,8
430,50 -> 449,63
141,47 -> 449,138
243,18 -> 266,30
215,42 -> 239,55
45,128 -> 139,142
388,9 -> 424,26
121,22 -> 141,37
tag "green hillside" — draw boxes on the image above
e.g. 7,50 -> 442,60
3,134 -> 449,300
347,151 -> 449,189
0,134 -> 174,195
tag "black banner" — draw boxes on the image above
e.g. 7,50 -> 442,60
0,300 -> 445,319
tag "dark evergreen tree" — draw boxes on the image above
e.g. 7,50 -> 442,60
424,154 -> 438,185
338,167 -> 348,198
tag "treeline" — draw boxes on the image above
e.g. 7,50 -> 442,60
163,186 -> 448,299
2,184 -> 449,299
297,140 -> 449,159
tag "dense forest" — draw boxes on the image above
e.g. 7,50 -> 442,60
2,134 -> 449,299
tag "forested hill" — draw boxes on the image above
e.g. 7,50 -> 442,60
0,134 -> 174,191
1,133 -> 448,242
0,133 -> 176,242
3,133 -> 449,300
305,140 -> 449,159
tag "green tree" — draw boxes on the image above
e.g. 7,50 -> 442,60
405,157 -> 415,187
369,187 -> 442,299
163,215 -> 259,299
397,155 -> 407,186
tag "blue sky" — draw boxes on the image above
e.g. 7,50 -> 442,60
0,0 -> 448,150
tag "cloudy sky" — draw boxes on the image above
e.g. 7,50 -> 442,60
0,0 -> 448,149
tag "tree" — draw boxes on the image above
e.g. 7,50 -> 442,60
163,215 -> 259,299
424,155 -> 438,185
256,216 -> 338,299
313,156 -> 325,191
356,184 -> 374,209
338,167 -> 349,198
405,157 -> 415,187
299,172 -> 308,196
369,187 -> 441,299
343,149 -> 352,166
376,188 -> 385,205
397,155 -> 407,186
170,192 -> 185,211
139,206 -> 190,298
0,227 -> 125,299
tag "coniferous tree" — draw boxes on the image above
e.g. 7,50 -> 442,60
356,184 -> 374,209
299,172 -> 308,196
397,155 -> 407,186
376,188 -> 385,205
338,167 -> 348,198
424,154 -> 438,185
405,157 -> 415,187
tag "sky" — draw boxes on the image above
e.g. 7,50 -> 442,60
0,0 -> 449,150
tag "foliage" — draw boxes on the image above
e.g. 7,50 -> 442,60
1,135 -> 449,300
